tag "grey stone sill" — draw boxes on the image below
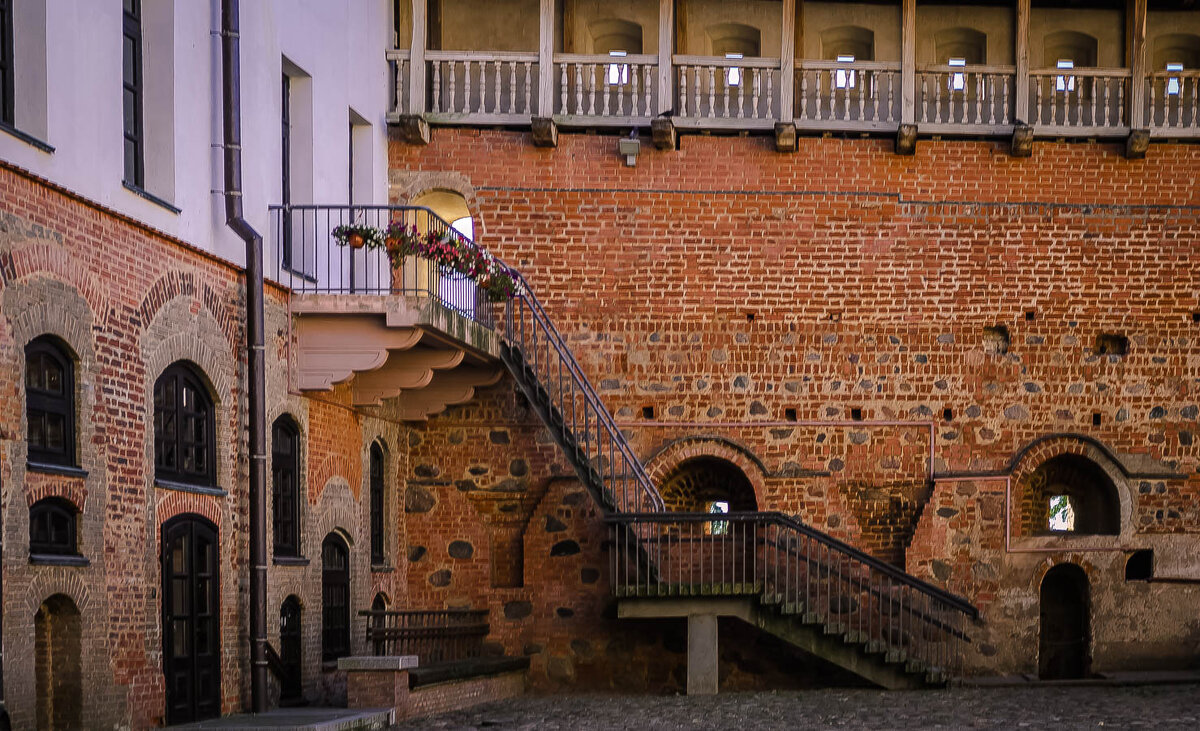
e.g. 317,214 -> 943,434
0,123 -> 54,153
274,555 -> 310,567
123,182 -> 181,214
26,461 -> 88,479
155,479 -> 228,497
370,563 -> 395,574
338,655 -> 418,672
30,553 -> 89,567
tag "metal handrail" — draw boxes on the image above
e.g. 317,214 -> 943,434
610,511 -> 977,617
505,275 -> 666,513
606,511 -> 977,678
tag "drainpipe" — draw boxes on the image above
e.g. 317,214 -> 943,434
0,467 -> 8,731
220,0 -> 269,714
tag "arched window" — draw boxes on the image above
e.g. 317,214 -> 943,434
25,336 -> 75,467
30,497 -> 79,556
369,442 -> 386,565
321,532 -> 351,662
154,362 -> 216,486
272,416 -> 301,557
1024,454 -> 1120,536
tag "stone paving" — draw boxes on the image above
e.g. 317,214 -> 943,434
394,685 -> 1200,730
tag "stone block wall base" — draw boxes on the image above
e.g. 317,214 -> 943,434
895,124 -> 917,155
531,117 -> 558,148
396,115 -> 431,145
1126,129 -> 1150,159
1011,124 -> 1034,157
399,671 -> 527,722
651,117 -> 677,150
774,122 -> 798,152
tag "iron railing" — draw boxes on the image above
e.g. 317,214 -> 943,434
360,609 -> 489,663
267,204 -> 494,327
504,280 -> 665,515
608,512 -> 978,679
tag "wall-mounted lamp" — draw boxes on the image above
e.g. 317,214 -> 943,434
618,131 -> 641,166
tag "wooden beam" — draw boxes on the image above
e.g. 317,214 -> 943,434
409,0 -> 427,114
675,0 -> 687,56
563,0 -> 575,54
1015,0 -> 1030,124
658,0 -> 675,114
1127,0 -> 1148,129
901,0 -> 915,125
539,0 -> 555,116
427,0 -> 442,51
780,0 -> 796,123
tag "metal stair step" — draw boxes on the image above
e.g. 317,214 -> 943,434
822,622 -> 847,636
884,649 -> 907,664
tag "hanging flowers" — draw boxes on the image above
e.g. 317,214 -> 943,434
332,222 -> 523,302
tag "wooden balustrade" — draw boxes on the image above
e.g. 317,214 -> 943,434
553,53 -> 658,122
1146,70 -> 1200,134
794,61 -> 901,130
427,51 -> 540,124
917,65 -> 1014,133
386,49 -> 410,118
674,55 -> 781,129
1029,67 -> 1131,135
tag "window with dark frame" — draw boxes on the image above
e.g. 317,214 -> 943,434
30,497 -> 79,556
154,363 -> 216,487
321,532 -> 351,662
281,71 -> 293,269
0,0 -> 14,127
122,0 -> 145,187
370,442 -> 385,565
272,416 -> 300,557
26,336 -> 76,467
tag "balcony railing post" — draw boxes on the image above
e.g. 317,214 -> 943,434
1015,0 -> 1030,124
1127,0 -> 1148,129
409,0 -> 428,115
901,0 -> 916,126
538,0 -> 554,115
657,0 -> 674,114
780,0 -> 796,123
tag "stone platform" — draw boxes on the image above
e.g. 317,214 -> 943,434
173,707 -> 392,731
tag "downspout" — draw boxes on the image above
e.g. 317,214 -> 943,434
220,0 -> 269,714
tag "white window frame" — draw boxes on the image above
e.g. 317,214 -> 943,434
1166,62 -> 1184,96
948,57 -> 967,92
724,52 -> 744,87
606,50 -> 629,86
1055,59 -> 1076,93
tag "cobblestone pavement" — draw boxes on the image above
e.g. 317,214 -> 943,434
395,685 -> 1200,730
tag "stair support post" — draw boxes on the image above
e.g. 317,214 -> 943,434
687,613 -> 720,696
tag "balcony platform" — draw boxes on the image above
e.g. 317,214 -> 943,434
293,293 -> 502,419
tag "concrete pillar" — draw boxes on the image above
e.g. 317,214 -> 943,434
686,614 -> 719,695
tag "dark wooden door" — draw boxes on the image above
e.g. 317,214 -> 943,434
279,597 -> 303,703
1039,564 -> 1089,679
162,515 -> 221,724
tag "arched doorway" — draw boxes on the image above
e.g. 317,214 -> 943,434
279,596 -> 303,704
162,515 -> 221,724
657,457 -> 759,588
321,532 -> 351,662
35,594 -> 81,731
1039,563 -> 1090,680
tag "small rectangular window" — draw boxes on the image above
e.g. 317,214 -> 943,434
835,54 -> 856,90
948,57 -> 966,92
1166,62 -> 1184,96
122,0 -> 145,187
0,0 -> 13,126
725,52 -> 744,87
1055,59 -> 1075,93
606,50 -> 629,86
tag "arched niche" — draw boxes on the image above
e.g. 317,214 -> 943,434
934,27 -> 987,65
821,25 -> 875,61
707,22 -> 761,57
589,18 -> 644,55
1152,33 -> 1200,70
1043,30 -> 1097,67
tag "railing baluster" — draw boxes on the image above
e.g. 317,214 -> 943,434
574,63 -> 583,115
432,61 -> 442,114
799,69 -> 808,120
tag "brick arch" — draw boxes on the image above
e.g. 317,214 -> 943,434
143,333 -> 234,403
312,477 -> 360,551
1009,435 -> 1132,538
644,437 -> 769,510
23,571 -> 92,617
3,243 -> 110,327
311,452 -> 363,504
1030,555 -> 1099,593
24,479 -> 88,511
135,270 -> 196,330
154,491 -> 225,528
